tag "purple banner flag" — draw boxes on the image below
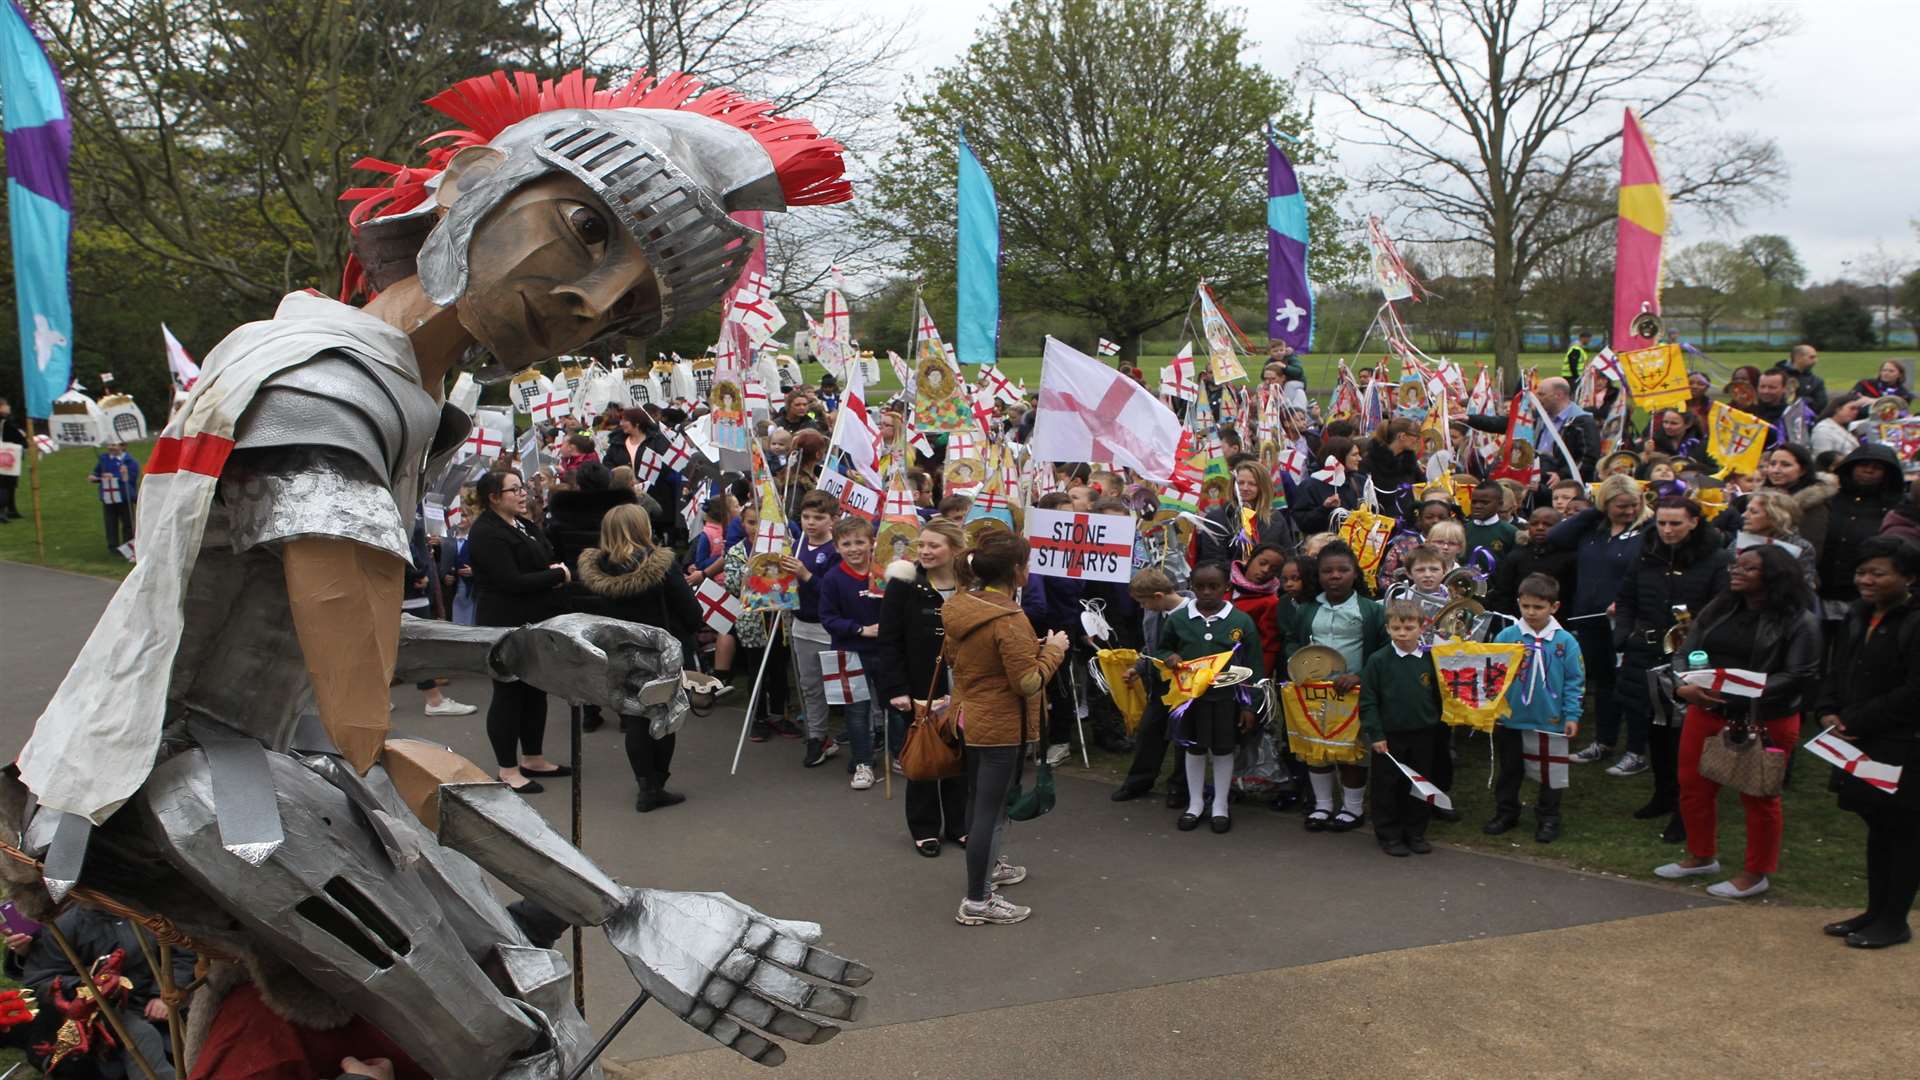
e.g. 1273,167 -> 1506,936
1265,138 -> 1312,353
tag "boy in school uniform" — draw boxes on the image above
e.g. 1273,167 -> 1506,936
1360,600 -> 1445,857
782,489 -> 843,768
818,516 -> 885,791
1486,573 -> 1586,843
1112,568 -> 1193,804
1461,481 -> 1518,562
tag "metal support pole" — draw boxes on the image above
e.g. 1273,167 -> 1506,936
570,702 -> 585,1017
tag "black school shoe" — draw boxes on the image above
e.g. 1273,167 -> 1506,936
1378,838 -> 1412,857
1176,813 -> 1202,831
1824,912 -> 1877,938
1534,817 -> 1562,844
1405,836 -> 1433,855
1325,810 -> 1364,833
1660,814 -> 1686,844
1845,924 -> 1912,950
1210,815 -> 1231,834
1110,779 -> 1152,802
1482,814 -> 1520,836
1431,806 -> 1461,823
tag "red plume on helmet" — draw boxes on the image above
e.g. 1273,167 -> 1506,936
338,68 -> 851,299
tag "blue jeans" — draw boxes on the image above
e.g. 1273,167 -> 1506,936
842,674 -> 879,768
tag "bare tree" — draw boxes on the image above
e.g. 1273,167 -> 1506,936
1309,0 -> 1793,381
530,0 -> 912,310
1842,242 -> 1915,349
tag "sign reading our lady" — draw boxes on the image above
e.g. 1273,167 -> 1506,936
1024,506 -> 1135,583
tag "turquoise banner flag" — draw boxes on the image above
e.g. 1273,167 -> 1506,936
0,0 -> 72,418
955,130 -> 999,364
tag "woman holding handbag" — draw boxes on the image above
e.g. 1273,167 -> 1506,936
1655,545 -> 1820,899
942,531 -> 1069,926
1816,536 -> 1920,949
878,519 -> 972,857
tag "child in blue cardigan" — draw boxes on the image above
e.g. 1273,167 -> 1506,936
1487,573 -> 1586,843
818,515 -> 884,791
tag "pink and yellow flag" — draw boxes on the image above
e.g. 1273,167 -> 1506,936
1612,109 -> 1668,354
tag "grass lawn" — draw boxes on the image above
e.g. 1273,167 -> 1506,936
0,438 -> 149,579
1058,727 -> 1868,908
828,349 -> 1912,397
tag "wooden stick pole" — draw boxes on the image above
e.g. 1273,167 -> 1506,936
24,418 -> 45,562
45,921 -> 162,1080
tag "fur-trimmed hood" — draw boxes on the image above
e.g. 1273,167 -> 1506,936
1782,473 -> 1838,512
577,546 -> 677,597
884,558 -> 919,584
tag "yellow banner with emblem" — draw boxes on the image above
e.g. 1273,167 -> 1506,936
1429,641 -> 1526,732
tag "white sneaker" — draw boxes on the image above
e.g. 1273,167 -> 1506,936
955,895 -> 1031,926
1654,860 -> 1721,880
425,698 -> 478,716
850,764 -> 875,790
989,859 -> 1027,887
1044,744 -> 1071,767
1605,751 -> 1649,777
1707,877 -> 1770,899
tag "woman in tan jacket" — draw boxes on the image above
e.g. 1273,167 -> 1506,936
942,531 -> 1069,926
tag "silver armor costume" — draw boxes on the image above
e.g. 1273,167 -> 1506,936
9,341 -> 867,1077
10,65 -> 866,1079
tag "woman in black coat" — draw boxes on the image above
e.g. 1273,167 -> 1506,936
576,503 -> 704,811
1291,436 -> 1364,537
875,519 -> 971,856
1659,545 -> 1821,900
1817,442 -> 1907,609
545,461 -> 637,576
467,470 -> 573,793
1360,418 -> 1422,525
1816,536 -> 1920,948
1195,462 -> 1299,569
1611,496 -> 1731,842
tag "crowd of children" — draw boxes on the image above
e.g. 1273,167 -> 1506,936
427,340 -> 1918,945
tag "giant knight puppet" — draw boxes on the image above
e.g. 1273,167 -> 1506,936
3,70 -> 869,1077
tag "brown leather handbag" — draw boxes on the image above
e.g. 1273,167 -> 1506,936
900,649 -> 965,781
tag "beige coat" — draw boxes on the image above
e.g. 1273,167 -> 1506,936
940,588 -> 1065,747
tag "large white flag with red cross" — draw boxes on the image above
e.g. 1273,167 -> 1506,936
1029,336 -> 1182,481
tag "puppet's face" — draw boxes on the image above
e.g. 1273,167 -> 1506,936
456,174 -> 662,370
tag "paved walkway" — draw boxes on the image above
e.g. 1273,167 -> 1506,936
3,560 -> 1905,1078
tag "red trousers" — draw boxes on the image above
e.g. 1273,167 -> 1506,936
1677,705 -> 1799,876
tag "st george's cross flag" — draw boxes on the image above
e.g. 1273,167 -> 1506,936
1384,751 -> 1454,811
1521,732 -> 1571,790
820,650 -> 869,705
1804,727 -> 1902,795
695,577 -> 744,635
1030,336 -> 1182,481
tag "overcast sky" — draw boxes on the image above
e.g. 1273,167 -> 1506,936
848,0 -> 1916,282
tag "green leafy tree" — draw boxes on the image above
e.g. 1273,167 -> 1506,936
1667,240 -> 1764,343
31,0 -> 550,305
1797,295 -> 1876,351
864,0 -> 1357,362
1897,267 -> 1920,345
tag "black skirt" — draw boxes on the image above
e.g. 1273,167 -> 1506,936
1176,694 -> 1240,756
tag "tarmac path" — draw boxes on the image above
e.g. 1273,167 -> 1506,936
3,560 -> 1908,1078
